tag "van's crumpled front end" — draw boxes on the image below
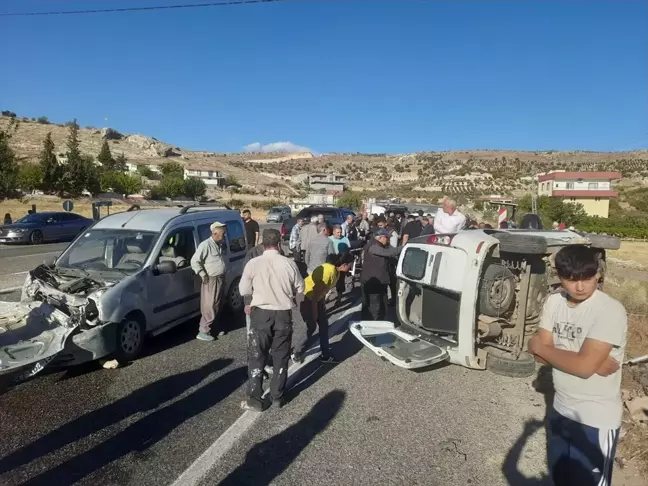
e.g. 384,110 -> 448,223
0,265 -> 117,385
0,301 -> 75,383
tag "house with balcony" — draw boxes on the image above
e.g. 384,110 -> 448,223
537,170 -> 621,218
308,173 -> 346,193
184,166 -> 227,187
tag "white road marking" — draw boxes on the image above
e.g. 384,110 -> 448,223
171,302 -> 362,486
4,251 -> 60,259
6,271 -> 28,277
0,286 -> 22,295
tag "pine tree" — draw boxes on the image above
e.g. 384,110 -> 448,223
64,119 -> 87,196
97,140 -> 115,171
39,132 -> 60,193
114,152 -> 128,173
0,118 -> 19,197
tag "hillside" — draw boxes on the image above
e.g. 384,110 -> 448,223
2,115 -> 647,198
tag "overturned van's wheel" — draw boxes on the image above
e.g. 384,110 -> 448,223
114,314 -> 146,362
583,233 -> 621,250
492,233 -> 547,255
478,264 -> 515,317
486,348 -> 536,378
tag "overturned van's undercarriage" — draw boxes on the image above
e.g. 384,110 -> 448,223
1,265 -> 116,386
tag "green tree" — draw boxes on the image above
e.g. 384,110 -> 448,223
336,191 -> 363,211
39,132 -> 60,193
97,140 -> 115,171
224,174 -> 240,187
62,119 -> 86,195
160,161 -> 184,178
17,164 -> 44,192
118,173 -> 143,195
0,118 -> 19,197
158,176 -> 185,198
184,177 -> 207,200
83,155 -> 102,196
114,152 -> 128,173
100,172 -> 120,193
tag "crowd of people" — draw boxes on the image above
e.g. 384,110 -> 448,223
188,199 -> 626,485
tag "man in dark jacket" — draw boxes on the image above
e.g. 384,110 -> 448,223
360,229 -> 401,320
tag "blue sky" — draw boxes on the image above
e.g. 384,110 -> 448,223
2,0 -> 647,154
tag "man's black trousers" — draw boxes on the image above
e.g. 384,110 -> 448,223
361,279 -> 388,320
247,307 -> 293,407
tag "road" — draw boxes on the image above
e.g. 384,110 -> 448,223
1,226 -> 638,485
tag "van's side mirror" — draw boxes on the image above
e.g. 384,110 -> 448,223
154,261 -> 177,276
43,256 -> 57,268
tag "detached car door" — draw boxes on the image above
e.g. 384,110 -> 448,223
350,241 -> 468,369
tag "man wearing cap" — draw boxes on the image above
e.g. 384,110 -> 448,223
191,221 -> 227,341
360,229 -> 402,320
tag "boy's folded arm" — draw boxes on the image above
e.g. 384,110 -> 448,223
534,338 -> 614,379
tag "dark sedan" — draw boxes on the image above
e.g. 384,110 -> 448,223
0,212 -> 93,245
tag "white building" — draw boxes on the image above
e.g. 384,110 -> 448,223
184,166 -> 226,187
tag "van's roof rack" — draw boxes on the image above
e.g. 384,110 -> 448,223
179,203 -> 232,214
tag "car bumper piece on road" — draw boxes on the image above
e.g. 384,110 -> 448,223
52,321 -> 118,367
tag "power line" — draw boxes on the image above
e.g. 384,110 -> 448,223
0,0 -> 292,17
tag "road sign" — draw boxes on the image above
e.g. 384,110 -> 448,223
62,200 -> 74,212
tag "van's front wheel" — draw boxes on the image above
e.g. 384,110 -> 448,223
227,278 -> 244,313
114,315 -> 146,362
486,348 -> 536,378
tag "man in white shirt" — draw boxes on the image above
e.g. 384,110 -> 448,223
433,198 -> 466,234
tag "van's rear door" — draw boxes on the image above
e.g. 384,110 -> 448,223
349,320 -> 448,369
396,242 -> 468,291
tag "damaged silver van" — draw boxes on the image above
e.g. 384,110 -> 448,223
0,205 -> 247,382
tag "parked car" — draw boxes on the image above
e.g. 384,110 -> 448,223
266,205 -> 292,223
0,205 -> 247,384
280,206 -> 356,240
350,228 -> 621,378
0,212 -> 93,245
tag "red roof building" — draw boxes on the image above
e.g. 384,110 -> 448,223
537,170 -> 621,218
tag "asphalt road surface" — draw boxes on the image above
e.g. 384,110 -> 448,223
0,223 -> 601,486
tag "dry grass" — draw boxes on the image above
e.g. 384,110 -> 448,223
609,241 -> 648,270
605,263 -> 648,476
0,198 -> 267,222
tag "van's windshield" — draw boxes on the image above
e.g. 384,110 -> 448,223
56,229 -> 159,274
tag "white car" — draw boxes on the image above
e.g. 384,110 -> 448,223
0,204 -> 247,384
350,228 -> 620,377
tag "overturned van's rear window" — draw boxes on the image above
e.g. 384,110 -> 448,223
401,247 -> 428,280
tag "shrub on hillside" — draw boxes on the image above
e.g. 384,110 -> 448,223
36,116 -> 50,125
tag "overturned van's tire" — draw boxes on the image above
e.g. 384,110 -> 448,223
486,348 -> 536,378
492,233 -> 547,255
583,233 -> 621,250
478,264 -> 515,317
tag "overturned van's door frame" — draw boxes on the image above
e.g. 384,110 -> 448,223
351,231 -> 502,371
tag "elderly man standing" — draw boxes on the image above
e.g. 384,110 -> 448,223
191,222 -> 227,341
305,223 -> 335,274
239,229 -> 304,411
299,216 -> 319,261
289,217 -> 305,261
434,197 -> 467,234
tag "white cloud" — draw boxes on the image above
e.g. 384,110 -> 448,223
243,141 -> 312,153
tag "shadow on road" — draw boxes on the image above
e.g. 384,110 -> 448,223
19,364 -> 247,485
0,358 -> 234,477
286,329 -> 363,404
218,389 -> 346,486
